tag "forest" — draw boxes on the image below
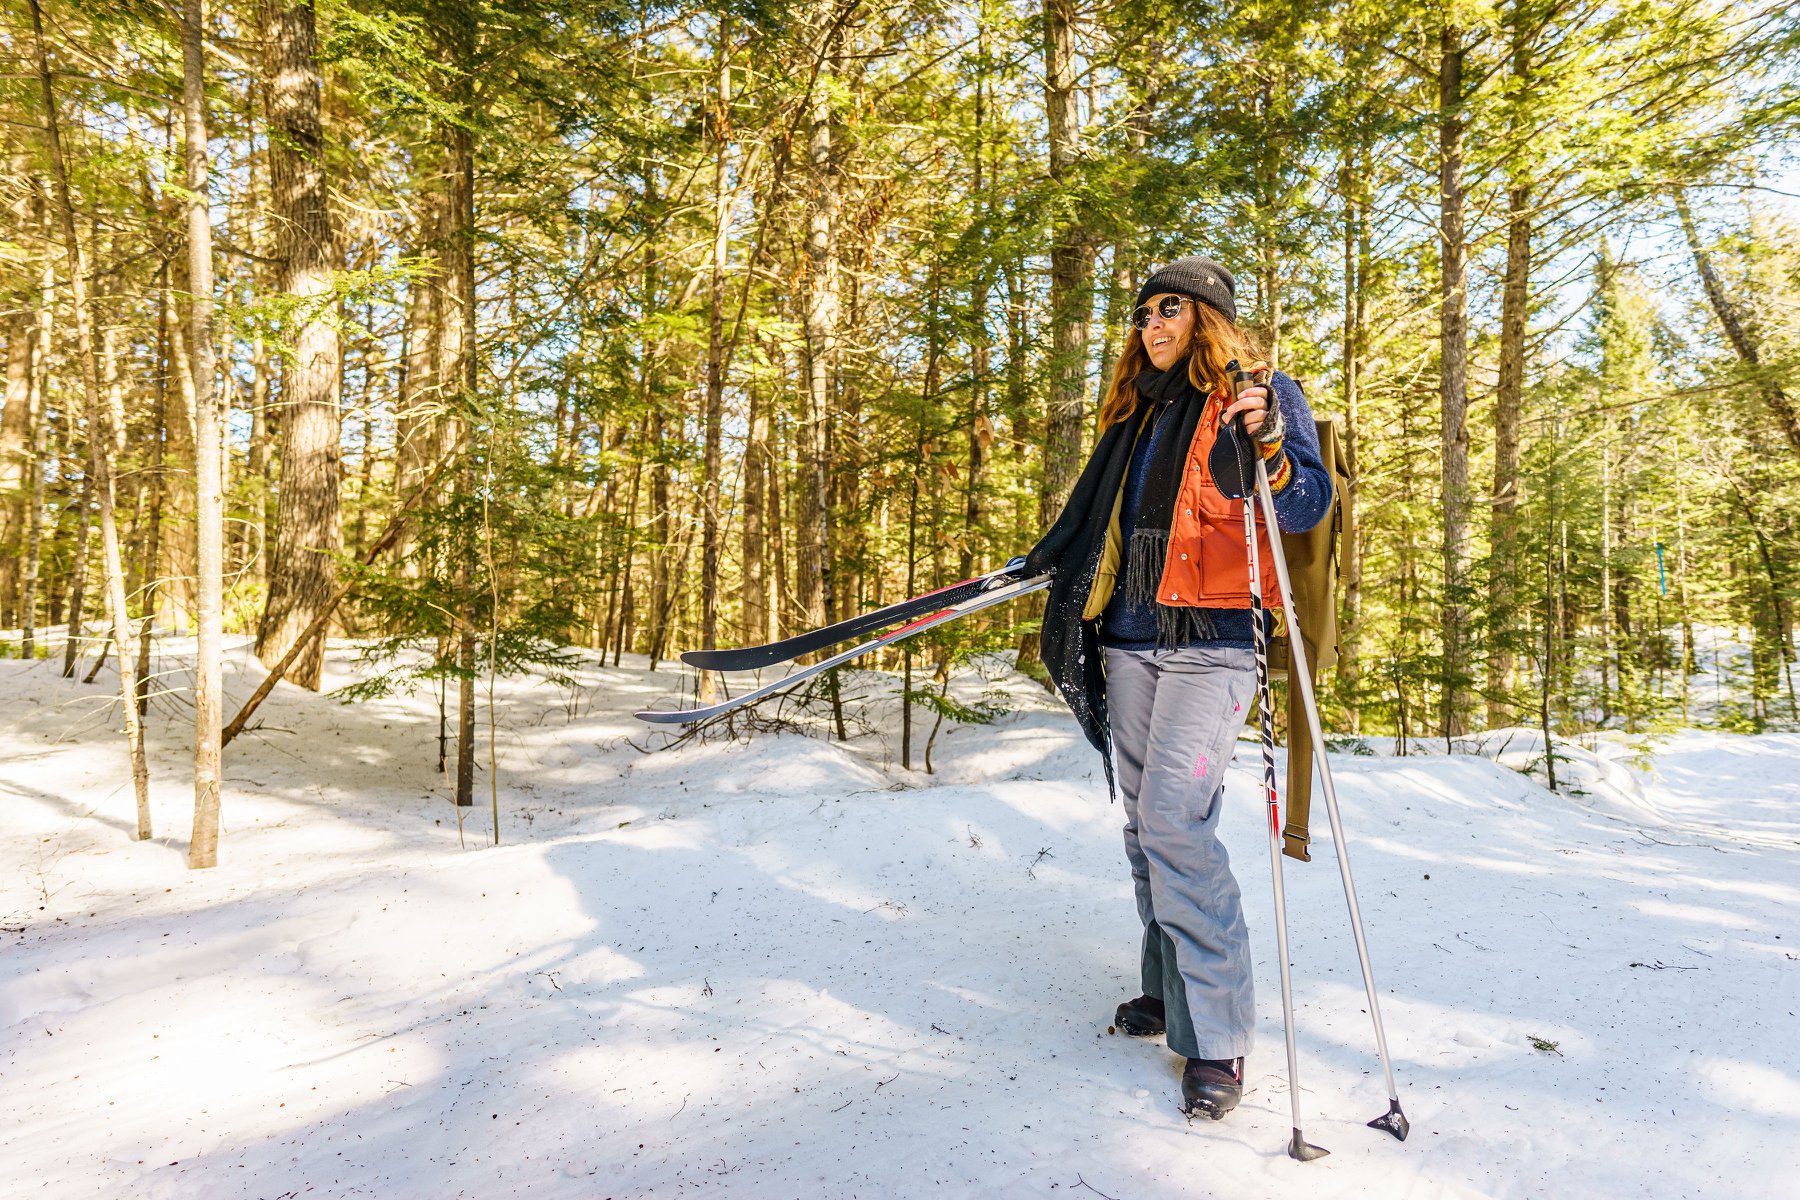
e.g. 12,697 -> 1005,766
2,0 -> 1797,867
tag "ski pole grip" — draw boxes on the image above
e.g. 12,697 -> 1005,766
1226,359 -> 1272,439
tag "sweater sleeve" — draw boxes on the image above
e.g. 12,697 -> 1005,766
1264,372 -> 1333,534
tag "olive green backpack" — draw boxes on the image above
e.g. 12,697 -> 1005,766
1268,416 -> 1351,862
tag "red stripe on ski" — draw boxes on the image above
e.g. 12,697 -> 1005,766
892,608 -> 954,636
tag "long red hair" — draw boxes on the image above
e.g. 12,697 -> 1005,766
1097,300 -> 1266,430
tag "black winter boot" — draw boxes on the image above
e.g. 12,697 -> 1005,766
1181,1057 -> 1243,1120
1114,994 -> 1165,1036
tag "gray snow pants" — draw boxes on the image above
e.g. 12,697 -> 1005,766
1104,644 -> 1257,1060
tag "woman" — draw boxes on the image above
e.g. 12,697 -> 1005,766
1023,255 -> 1332,1119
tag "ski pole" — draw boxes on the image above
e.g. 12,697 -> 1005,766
1233,364 -> 1409,1142
1242,483 -> 1329,1162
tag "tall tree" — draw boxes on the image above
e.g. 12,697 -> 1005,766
1436,17 -> 1474,737
798,0 -> 845,631
255,0 -> 343,691
1039,0 -> 1091,527
2,308 -> 34,627
59,469 -> 89,677
446,8 -> 481,812
699,16 -> 731,688
1488,0 -> 1537,724
18,203 -> 53,659
184,0 -> 224,869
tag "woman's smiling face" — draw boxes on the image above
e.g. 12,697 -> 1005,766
1140,292 -> 1194,371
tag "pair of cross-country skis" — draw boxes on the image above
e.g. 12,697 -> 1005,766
632,558 -> 1045,725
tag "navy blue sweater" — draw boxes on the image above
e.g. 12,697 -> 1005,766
1098,370 -> 1332,650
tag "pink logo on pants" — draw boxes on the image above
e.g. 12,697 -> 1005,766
1193,753 -> 1209,779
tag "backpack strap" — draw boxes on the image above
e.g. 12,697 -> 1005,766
1283,676 -> 1315,861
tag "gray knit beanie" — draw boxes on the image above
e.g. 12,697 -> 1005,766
1136,255 -> 1236,322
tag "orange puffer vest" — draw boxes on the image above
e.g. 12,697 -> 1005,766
1164,388 -> 1284,610
1081,387 -> 1283,621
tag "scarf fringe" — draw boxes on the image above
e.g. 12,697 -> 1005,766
1156,604 -> 1217,651
1123,529 -> 1169,609
1123,528 -> 1218,651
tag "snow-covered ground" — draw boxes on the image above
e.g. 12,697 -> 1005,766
2,639 -> 1796,1199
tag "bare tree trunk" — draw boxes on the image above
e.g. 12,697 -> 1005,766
103,309 -> 136,583
0,150 -> 32,622
0,312 -> 30,625
770,398 -> 789,635
256,0 -> 342,691
1039,0 -> 1090,527
963,268 -> 991,581
1488,9 -> 1534,727
700,20 -> 731,688
1540,468 -> 1558,791
65,260 -> 118,669
743,378 -> 768,643
1599,423 -> 1613,721
1004,255 -> 1045,677
60,470 -> 89,676
832,272 -> 861,626
240,85 -> 274,588
1021,0 -> 1091,687
902,421 -> 922,769
798,4 -> 841,633
136,271 -> 169,716
1674,189 -> 1800,461
1438,23 -> 1473,737
158,271 -> 200,627
20,211 -> 52,659
1489,177 -> 1530,725
1676,472 -> 1693,722
1338,150 -> 1366,732
639,157 -> 672,664
349,300 -> 376,561
29,0 -> 151,836
961,10 -> 996,583
647,408 -> 671,663
449,104 -> 478,810
247,328 -> 272,578
182,0 -> 224,868
1258,215 -> 1282,370
607,414 -> 642,663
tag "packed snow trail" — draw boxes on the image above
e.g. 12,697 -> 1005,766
1,642 -> 1795,1198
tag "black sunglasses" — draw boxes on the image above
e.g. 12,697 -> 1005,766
1130,295 -> 1196,329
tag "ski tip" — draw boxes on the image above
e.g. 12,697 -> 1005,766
1287,1129 -> 1330,1162
679,650 -> 742,670
632,708 -> 701,724
1367,1099 -> 1409,1142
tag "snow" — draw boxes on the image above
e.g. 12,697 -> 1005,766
2,639 -> 1797,1199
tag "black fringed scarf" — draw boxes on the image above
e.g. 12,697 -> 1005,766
1120,360 -> 1218,649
